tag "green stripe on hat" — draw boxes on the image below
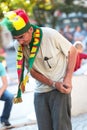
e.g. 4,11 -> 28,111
1,18 -> 31,36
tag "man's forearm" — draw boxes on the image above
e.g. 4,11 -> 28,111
65,46 -> 77,79
30,69 -> 53,86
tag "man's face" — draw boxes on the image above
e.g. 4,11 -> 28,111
13,27 -> 33,46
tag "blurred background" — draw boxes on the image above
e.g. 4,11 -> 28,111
0,0 -> 87,29
0,0 -> 87,48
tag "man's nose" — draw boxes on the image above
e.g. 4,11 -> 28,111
18,39 -> 25,45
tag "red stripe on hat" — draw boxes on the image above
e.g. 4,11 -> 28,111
14,9 -> 29,23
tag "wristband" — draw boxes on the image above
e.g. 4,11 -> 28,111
52,81 -> 56,88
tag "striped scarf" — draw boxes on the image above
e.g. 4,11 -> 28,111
14,25 -> 42,103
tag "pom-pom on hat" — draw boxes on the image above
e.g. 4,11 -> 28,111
1,9 -> 31,36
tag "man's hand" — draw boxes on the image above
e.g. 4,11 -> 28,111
55,82 -> 72,94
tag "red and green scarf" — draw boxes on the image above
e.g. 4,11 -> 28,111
14,25 -> 42,103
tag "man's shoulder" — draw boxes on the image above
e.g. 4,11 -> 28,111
41,27 -> 60,37
41,27 -> 56,31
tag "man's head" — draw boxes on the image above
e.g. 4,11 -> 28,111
1,9 -> 33,45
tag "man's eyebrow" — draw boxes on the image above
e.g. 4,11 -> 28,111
13,35 -> 24,39
18,35 -> 24,38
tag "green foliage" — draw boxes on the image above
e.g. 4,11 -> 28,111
0,0 -> 87,28
65,0 -> 73,5
0,0 -> 34,19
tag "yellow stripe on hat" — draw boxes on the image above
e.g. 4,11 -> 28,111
12,15 -> 26,30
7,11 -> 26,30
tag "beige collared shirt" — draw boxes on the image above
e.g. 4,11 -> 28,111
33,27 -> 72,93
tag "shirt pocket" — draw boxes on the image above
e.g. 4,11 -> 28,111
44,56 -> 57,69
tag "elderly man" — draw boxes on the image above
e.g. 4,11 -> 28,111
1,9 -> 77,130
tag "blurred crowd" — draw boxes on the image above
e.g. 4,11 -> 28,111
59,25 -> 87,53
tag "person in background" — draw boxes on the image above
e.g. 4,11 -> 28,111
0,26 -> 14,129
0,62 -> 14,128
0,47 -> 7,71
0,24 -> 13,72
1,9 -> 77,130
73,41 -> 87,75
73,26 -> 85,43
59,27 -> 64,36
64,25 -> 73,43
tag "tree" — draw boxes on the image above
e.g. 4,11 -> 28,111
65,0 -> 73,5
0,0 -> 87,28
0,0 -> 34,19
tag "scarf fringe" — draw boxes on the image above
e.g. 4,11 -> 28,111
13,74 -> 29,104
13,97 -> 22,103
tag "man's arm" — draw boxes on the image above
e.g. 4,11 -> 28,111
54,46 -> 77,94
62,46 -> 77,93
30,69 -> 64,91
64,46 -> 77,79
30,69 -> 53,86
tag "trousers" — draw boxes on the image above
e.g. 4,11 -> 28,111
0,90 -> 14,122
34,89 -> 72,130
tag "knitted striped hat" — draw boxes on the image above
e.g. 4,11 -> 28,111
1,9 -> 31,36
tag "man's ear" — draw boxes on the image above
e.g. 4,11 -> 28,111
28,27 -> 33,33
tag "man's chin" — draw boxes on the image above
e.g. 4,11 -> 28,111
23,42 -> 29,46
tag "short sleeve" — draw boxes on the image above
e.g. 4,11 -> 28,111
0,63 -> 6,76
57,32 -> 72,56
